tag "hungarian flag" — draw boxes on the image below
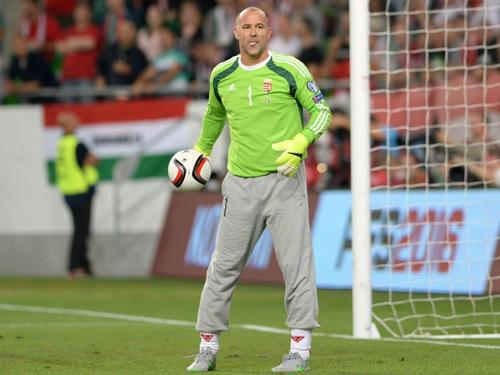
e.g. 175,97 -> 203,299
43,98 -> 192,183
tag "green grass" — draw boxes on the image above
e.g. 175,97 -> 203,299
0,278 -> 499,374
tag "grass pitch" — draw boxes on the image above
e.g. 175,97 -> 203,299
0,278 -> 499,374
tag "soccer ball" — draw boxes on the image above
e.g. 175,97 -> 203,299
168,149 -> 211,191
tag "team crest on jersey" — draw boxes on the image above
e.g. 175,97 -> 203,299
307,80 -> 320,93
263,79 -> 272,94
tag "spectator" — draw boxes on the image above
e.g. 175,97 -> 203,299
91,0 -> 108,24
315,108 -> 352,189
388,150 -> 427,188
381,17 -> 409,88
103,0 -> 131,45
95,19 -> 148,88
290,0 -> 325,44
128,0 -> 147,27
304,145 -> 321,190
55,111 -> 98,279
369,0 -> 388,33
132,24 -> 189,96
177,0 -> 204,55
458,149 -> 500,187
469,0 -> 500,66
4,36 -> 57,103
177,0 -> 204,85
17,0 -> 62,59
137,4 -> 164,62
296,16 -> 323,81
323,11 -> 350,81
436,112 -> 496,162
269,12 -> 301,56
55,2 -> 102,98
46,0 -> 77,18
190,40 -> 223,95
371,105 -> 426,188
370,114 -> 402,160
203,0 -> 238,57
45,0 -> 77,27
444,15 -> 467,67
436,112 -> 500,184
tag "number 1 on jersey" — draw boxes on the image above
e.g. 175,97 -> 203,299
248,86 -> 253,106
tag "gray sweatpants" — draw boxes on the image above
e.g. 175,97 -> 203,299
196,165 -> 319,333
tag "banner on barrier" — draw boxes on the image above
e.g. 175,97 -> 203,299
313,190 -> 500,294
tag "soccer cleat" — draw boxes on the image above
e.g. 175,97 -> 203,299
271,352 -> 310,372
186,347 -> 216,372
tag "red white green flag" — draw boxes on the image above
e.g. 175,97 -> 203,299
43,98 -> 192,182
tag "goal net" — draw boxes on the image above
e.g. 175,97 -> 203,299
367,0 -> 500,338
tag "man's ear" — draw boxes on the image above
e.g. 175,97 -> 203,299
267,27 -> 272,40
233,26 -> 239,40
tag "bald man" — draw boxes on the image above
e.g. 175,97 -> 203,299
55,112 -> 98,278
187,7 -> 331,372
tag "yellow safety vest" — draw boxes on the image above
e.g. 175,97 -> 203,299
55,135 -> 98,195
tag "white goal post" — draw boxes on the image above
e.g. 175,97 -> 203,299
350,0 -> 500,339
349,0 -> 375,339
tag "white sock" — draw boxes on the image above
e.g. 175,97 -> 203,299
290,329 -> 312,360
199,332 -> 219,353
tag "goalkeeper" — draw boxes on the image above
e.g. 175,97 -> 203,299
187,6 -> 331,373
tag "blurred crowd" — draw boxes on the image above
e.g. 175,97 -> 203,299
0,0 -> 342,102
0,0 -> 499,190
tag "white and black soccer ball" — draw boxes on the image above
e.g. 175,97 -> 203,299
168,149 -> 211,191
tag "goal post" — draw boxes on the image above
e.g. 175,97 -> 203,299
349,0 -> 374,339
350,1 -> 500,339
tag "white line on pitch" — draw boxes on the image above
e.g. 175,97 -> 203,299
0,322 -> 132,328
240,324 -> 500,350
1,303 -> 500,351
0,304 -> 194,326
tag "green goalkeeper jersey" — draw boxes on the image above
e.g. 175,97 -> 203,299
196,52 -> 332,177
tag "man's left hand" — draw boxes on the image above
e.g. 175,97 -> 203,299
272,133 -> 309,177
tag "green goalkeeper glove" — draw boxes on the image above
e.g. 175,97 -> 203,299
271,133 -> 309,177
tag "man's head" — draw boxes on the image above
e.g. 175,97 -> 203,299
145,5 -> 163,29
159,25 -> 176,51
106,0 -> 126,13
117,19 -> 137,48
57,111 -> 80,134
22,0 -> 39,20
73,2 -> 92,27
233,7 -> 271,64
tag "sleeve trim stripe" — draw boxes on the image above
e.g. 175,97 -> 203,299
287,56 -> 311,77
312,112 -> 329,135
215,56 -> 238,71
272,55 -> 310,78
309,110 -> 329,135
282,56 -> 310,77
273,56 -> 309,78
317,111 -> 331,133
308,111 -> 325,134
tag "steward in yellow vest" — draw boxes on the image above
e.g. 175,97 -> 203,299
56,134 -> 98,196
55,112 -> 99,278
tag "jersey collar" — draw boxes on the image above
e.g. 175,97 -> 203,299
238,51 -> 272,71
